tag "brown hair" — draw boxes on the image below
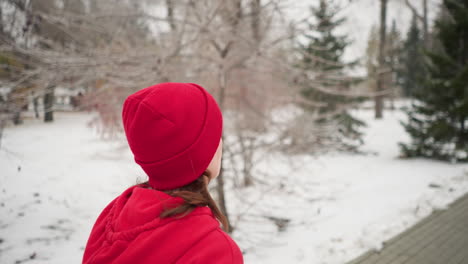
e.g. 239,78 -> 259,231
142,174 -> 229,232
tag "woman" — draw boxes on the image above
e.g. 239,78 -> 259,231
83,83 -> 244,264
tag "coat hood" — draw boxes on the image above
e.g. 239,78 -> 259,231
111,185 -> 186,233
103,185 -> 215,242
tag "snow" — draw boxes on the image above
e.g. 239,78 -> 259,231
0,112 -> 143,264
234,109 -> 468,263
1,107 -> 468,264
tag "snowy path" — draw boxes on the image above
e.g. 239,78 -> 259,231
1,110 -> 468,264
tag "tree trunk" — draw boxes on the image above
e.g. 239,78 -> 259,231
243,151 -> 254,187
0,3 -> 3,35
375,0 -> 387,119
216,66 -> 232,232
33,93 -> 39,118
43,86 -> 55,122
12,110 -> 22,125
217,144 -> 232,232
0,117 -> 5,149
239,132 -> 254,187
389,23 -> 395,111
459,117 -> 466,149
423,0 -> 428,46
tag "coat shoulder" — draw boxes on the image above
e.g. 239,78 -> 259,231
175,228 -> 244,264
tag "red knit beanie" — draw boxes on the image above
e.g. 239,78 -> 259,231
122,83 -> 223,190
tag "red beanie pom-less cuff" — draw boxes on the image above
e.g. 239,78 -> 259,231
122,83 -> 223,190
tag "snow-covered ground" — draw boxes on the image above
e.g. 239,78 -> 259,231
1,108 -> 468,264
236,108 -> 468,263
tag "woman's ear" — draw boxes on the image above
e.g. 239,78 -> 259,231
203,169 -> 212,178
202,173 -> 211,185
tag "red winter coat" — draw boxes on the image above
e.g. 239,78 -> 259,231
83,185 -> 244,264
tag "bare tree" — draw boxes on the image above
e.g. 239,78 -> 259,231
1,0 -> 380,233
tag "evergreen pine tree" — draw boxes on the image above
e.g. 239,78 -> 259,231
296,0 -> 365,151
400,0 -> 468,162
398,15 -> 425,97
